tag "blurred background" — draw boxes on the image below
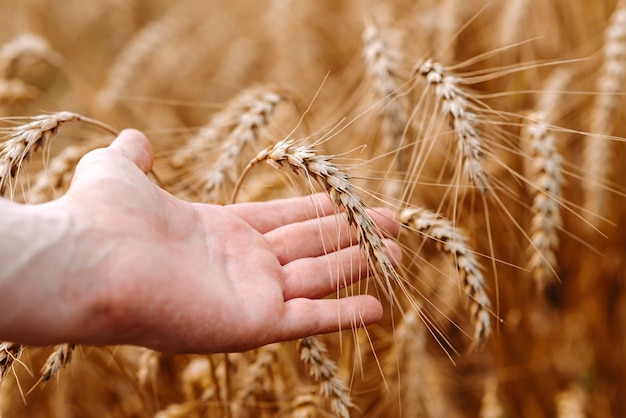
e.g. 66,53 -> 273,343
1,1 -> 626,417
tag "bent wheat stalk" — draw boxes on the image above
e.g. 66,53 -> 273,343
400,207 -> 492,345
0,112 -> 118,198
233,138 -> 401,303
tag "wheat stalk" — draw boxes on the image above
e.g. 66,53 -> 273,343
400,207 -> 492,344
233,138 -> 401,303
0,112 -> 117,198
297,336 -> 353,418
416,59 -> 489,193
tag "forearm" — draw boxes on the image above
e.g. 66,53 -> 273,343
0,198 -> 99,345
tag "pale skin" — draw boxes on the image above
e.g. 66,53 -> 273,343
0,129 -> 401,353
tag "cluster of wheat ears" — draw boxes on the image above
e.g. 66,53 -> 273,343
1,0 -> 626,417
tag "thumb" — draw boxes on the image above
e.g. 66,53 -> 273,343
108,129 -> 154,174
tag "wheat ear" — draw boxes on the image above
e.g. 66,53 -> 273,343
555,385 -> 587,418
0,342 -> 23,386
0,112 -> 117,198
200,88 -> 285,201
0,34 -> 63,78
171,86 -> 284,169
29,144 -> 89,203
417,59 -> 488,193
362,21 -> 408,162
400,207 -> 492,344
298,336 -> 354,418
479,377 -> 504,418
233,344 -> 279,415
94,8 -> 189,113
582,0 -> 626,225
40,343 -> 75,382
233,138 -> 401,303
523,113 -> 563,291
0,79 -> 38,104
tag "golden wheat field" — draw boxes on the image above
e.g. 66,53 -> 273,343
1,0 -> 626,417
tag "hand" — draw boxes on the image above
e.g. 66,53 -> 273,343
43,129 -> 401,353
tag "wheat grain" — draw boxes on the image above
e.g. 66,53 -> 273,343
417,59 -> 489,193
400,207 -> 492,344
40,343 -> 75,382
233,138 -> 401,303
298,336 -> 353,418
0,112 -> 117,198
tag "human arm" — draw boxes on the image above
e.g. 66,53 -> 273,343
0,129 -> 401,353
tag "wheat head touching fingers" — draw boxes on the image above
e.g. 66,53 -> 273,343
233,138 -> 402,304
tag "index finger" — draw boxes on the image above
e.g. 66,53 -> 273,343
225,193 -> 337,233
